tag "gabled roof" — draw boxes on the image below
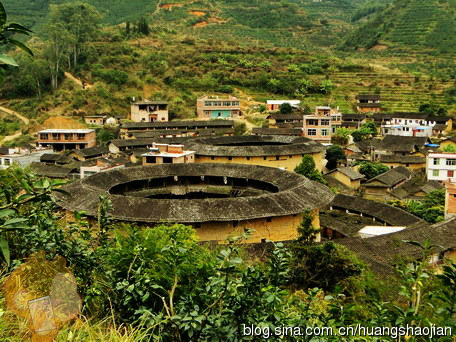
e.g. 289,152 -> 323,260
334,218 -> 456,275
122,120 -> 235,130
326,167 -> 364,180
251,128 -> 302,136
30,162 -> 78,178
380,135 -> 431,153
364,166 -> 411,188
342,113 -> 367,120
70,146 -> 109,158
267,114 -> 304,121
330,194 -> 423,227
378,155 -> 426,164
391,112 -> 428,120
392,174 -> 443,199
40,153 -> 72,164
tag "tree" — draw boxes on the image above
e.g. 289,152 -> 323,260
357,161 -> 389,180
233,122 -> 247,136
45,23 -> 74,89
319,79 -> 334,94
326,145 -> 345,170
443,144 -> 456,152
48,2 -> 102,71
137,17 -> 150,35
279,102 -> 292,114
0,1 -> 34,83
332,127 -> 351,145
351,127 -> 370,142
125,21 -> 131,35
294,155 -> 327,184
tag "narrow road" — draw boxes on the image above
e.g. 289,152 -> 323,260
0,105 -> 30,143
64,72 -> 93,89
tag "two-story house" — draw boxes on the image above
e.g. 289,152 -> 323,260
302,106 -> 342,143
130,100 -> 169,122
356,94 -> 381,113
197,95 -> 241,119
37,129 -> 96,151
380,113 -> 452,137
142,144 -> 195,165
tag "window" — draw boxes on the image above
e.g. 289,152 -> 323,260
64,133 -> 72,140
246,157 -> 250,160
307,119 -> 318,126
446,159 -> 456,166
3,159 -> 11,166
321,119 -> 330,126
194,223 -> 201,228
307,129 -> 317,136
321,129 -> 330,136
52,133 -> 60,140
204,101 -> 212,106
77,133 -> 85,140
433,158 -> 440,165
39,133 -> 48,140
232,101 -> 240,106
448,170 -> 454,177
146,156 -> 157,164
223,101 -> 231,106
228,156 -> 233,160
266,217 -> 272,222
433,170 -> 439,177
211,156 -> 215,160
232,220 -> 239,227
204,111 -> 211,116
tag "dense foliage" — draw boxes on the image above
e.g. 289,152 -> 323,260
294,155 -> 326,184
389,189 -> 445,223
357,161 -> 390,180
0,167 -> 455,341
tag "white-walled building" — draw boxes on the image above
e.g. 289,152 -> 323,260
427,152 -> 456,182
0,147 -> 52,170
381,113 -> 443,137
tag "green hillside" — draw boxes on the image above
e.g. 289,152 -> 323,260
2,0 -> 388,49
342,0 -> 456,52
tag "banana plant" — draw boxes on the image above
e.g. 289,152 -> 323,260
0,175 -> 67,267
0,1 -> 34,82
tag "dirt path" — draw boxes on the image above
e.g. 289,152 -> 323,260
64,72 -> 93,89
0,106 -> 30,143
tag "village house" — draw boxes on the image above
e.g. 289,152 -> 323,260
197,95 -> 241,119
439,136 -> 456,150
426,151 -> 456,182
445,180 -> 456,219
267,113 -> 304,128
266,100 -> 301,112
378,155 -> 426,170
391,171 -> 443,200
67,146 -> 109,162
302,106 -> 342,143
84,115 -> 107,126
251,128 -> 303,136
80,158 -> 126,179
362,166 -> 412,198
30,162 -> 80,179
0,146 -> 52,170
379,113 -> 452,137
37,129 -> 96,152
340,113 -> 367,130
355,94 -> 381,113
130,100 -> 169,122
325,167 -> 364,190
119,120 -> 235,139
142,144 -> 195,165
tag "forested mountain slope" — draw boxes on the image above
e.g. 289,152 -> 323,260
342,0 -> 456,52
3,0 -> 390,49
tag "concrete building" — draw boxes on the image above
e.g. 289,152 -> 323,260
302,106 -> 342,143
84,115 -> 107,126
197,95 -> 241,119
37,129 -> 96,151
380,113 -> 452,137
130,100 -> 169,122
266,100 -> 300,112
56,164 -> 335,243
0,147 -> 53,170
355,94 -> 381,113
427,152 -> 456,182
142,144 -> 195,165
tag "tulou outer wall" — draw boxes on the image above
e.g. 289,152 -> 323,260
194,151 -> 324,172
192,209 -> 320,243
